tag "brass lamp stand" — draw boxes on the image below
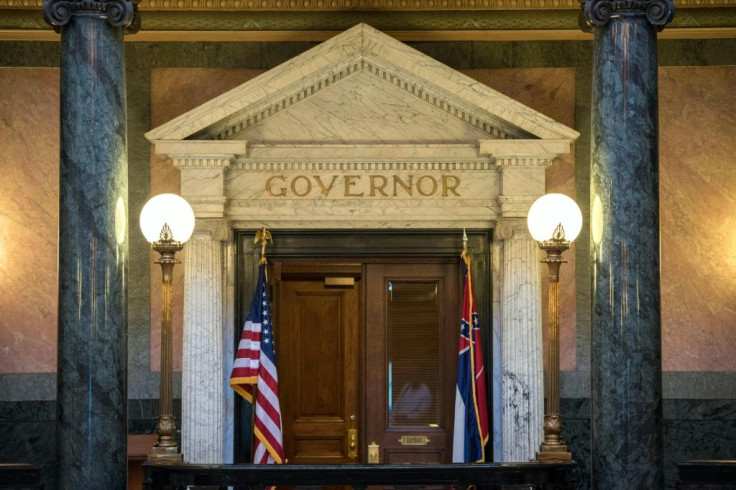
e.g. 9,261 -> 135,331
536,223 -> 572,462
148,223 -> 184,462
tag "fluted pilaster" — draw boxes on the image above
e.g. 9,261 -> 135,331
498,220 -> 544,462
182,223 -> 227,463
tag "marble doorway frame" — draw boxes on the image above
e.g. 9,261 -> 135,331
231,229 -> 492,463
145,23 -> 578,464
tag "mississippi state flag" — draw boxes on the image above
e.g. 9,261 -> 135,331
452,251 -> 489,462
230,263 -> 284,465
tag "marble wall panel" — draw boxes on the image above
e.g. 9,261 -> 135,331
562,398 -> 736,490
463,68 -> 577,371
0,401 -> 56,489
149,68 -> 264,371
0,68 -> 59,374
659,66 -> 736,372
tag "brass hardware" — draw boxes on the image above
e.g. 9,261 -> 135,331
350,414 -> 356,421
368,442 -> 379,464
254,227 -> 272,264
535,234 -> 573,462
399,435 -> 430,446
325,277 -> 355,287
348,428 -> 358,459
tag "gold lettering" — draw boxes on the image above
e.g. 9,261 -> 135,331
266,175 -> 287,197
416,175 -> 438,196
290,175 -> 312,197
370,175 -> 388,197
442,175 -> 460,197
393,175 -> 413,197
344,175 -> 364,197
266,174 -> 461,198
314,175 -> 339,196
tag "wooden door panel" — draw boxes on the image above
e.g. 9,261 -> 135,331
364,262 -> 460,464
277,272 -> 360,465
293,292 -> 343,417
385,450 -> 443,464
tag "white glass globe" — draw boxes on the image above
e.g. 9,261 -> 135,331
139,193 -> 195,244
526,193 -> 582,243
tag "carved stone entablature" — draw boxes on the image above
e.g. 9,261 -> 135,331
232,160 -> 496,172
146,24 -> 578,229
172,157 -> 234,168
494,158 -> 554,167
581,0 -> 676,30
43,0 -> 140,33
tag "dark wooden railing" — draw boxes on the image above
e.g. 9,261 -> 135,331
676,460 -> 736,489
143,461 -> 576,489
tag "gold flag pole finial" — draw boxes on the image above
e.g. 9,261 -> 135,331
462,228 -> 468,255
254,227 -> 273,264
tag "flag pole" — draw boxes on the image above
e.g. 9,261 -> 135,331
251,226 -> 272,462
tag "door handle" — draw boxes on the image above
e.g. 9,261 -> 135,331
348,428 -> 358,460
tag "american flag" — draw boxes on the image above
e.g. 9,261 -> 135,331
230,263 -> 284,465
452,251 -> 489,462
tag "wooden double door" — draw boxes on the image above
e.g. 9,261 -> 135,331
272,259 -> 461,465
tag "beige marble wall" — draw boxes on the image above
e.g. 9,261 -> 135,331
2,64 -> 732,376
0,68 -> 59,374
149,68 -> 264,371
465,68 -> 577,372
660,66 -> 736,372
151,66 -> 577,372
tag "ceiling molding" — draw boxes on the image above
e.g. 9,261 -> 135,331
0,0 -> 734,8
1,27 -> 735,41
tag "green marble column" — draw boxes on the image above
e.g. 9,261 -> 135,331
43,1 -> 138,488
581,0 -> 674,488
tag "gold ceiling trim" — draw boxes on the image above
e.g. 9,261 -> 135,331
1,27 -> 734,41
1,0 -> 734,8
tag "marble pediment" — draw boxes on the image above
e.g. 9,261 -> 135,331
146,23 -> 578,164
146,23 -> 578,225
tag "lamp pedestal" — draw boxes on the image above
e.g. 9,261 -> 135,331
536,236 -> 572,462
148,225 -> 183,462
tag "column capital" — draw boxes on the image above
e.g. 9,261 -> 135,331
192,218 -> 231,243
580,0 -> 675,31
43,0 -> 140,33
495,218 -> 532,241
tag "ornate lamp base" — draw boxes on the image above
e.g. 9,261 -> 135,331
537,445 -> 573,461
536,414 -> 572,461
148,446 -> 183,462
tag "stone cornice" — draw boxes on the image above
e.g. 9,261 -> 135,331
1,0 -> 732,9
231,160 -> 497,170
172,156 -> 234,168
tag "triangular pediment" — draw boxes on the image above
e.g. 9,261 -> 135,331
146,23 -> 578,159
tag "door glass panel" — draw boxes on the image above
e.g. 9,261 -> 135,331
386,281 -> 440,427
